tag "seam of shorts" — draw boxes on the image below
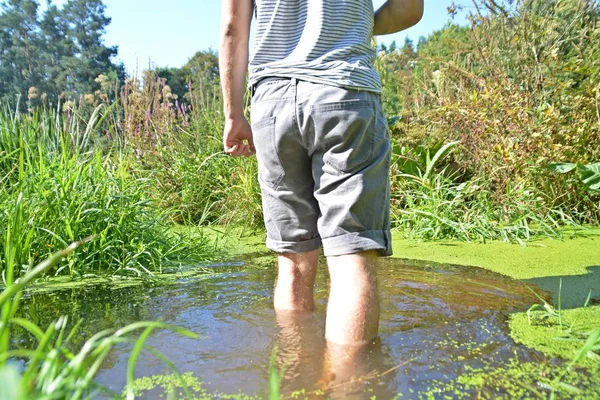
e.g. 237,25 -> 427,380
252,96 -> 295,105
266,236 -> 323,254
321,230 -> 392,257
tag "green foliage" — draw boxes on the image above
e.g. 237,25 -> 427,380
391,141 -> 574,242
0,107 -> 213,278
118,69 -> 263,228
155,49 -> 220,106
376,0 -> 600,233
4,0 -> 597,245
548,162 -> 600,194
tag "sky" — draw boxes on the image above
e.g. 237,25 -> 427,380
48,0 -> 474,75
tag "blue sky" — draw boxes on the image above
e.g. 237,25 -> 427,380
49,0 -> 473,75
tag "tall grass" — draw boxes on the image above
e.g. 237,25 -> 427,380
0,106 -> 213,279
118,72 -> 263,228
391,142 -> 577,242
10,0 -> 598,243
0,103 -> 212,398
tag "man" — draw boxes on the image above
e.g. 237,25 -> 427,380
219,0 -> 424,346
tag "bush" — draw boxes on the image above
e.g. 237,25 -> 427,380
377,0 -> 600,227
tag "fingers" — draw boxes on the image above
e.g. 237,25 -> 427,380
224,143 -> 256,157
222,118 -> 255,157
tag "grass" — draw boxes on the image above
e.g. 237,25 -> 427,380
0,107 -> 213,279
0,105 -> 218,399
390,142 -> 580,243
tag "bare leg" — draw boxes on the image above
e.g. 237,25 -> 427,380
274,250 -> 319,311
320,339 -> 383,398
325,251 -> 379,346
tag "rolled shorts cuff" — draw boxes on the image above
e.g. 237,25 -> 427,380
322,230 -> 393,257
266,236 -> 323,254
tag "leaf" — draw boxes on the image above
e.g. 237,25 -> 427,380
576,163 -> 600,192
568,327 -> 600,368
556,381 -> 582,394
423,141 -> 460,182
395,158 -> 422,178
547,163 -> 577,173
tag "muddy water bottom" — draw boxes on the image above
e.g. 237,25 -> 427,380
19,258 -> 551,398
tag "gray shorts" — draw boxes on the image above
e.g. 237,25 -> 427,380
250,78 -> 392,257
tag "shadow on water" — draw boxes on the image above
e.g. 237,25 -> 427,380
15,256 -> 579,398
524,266 -> 600,309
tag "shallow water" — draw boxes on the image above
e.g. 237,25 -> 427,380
17,256 -> 558,398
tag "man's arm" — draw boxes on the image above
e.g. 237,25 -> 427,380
219,0 -> 254,156
374,0 -> 424,36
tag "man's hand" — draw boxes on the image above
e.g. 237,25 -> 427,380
223,117 -> 255,157
219,0 -> 253,156
374,0 -> 424,36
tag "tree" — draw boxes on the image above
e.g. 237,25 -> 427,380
401,37 -> 416,58
416,36 -> 427,52
388,40 -> 397,53
38,3 -> 71,100
155,49 -> 220,105
59,0 -> 124,96
0,0 -> 124,106
156,67 -> 188,102
0,0 -> 43,105
185,49 -> 220,92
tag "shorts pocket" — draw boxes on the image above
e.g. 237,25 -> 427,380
311,100 -> 377,173
252,116 -> 285,188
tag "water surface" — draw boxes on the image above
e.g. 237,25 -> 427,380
19,256 -> 555,398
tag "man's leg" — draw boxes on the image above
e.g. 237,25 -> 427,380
274,250 -> 320,311
325,251 -> 379,345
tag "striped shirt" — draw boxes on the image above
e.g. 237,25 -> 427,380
249,0 -> 382,93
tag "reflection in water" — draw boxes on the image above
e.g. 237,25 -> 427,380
275,310 -> 324,391
14,257 -> 572,398
274,311 -> 393,399
321,339 -> 391,399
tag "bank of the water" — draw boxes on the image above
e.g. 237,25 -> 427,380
391,227 -> 600,280
209,226 -> 600,280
